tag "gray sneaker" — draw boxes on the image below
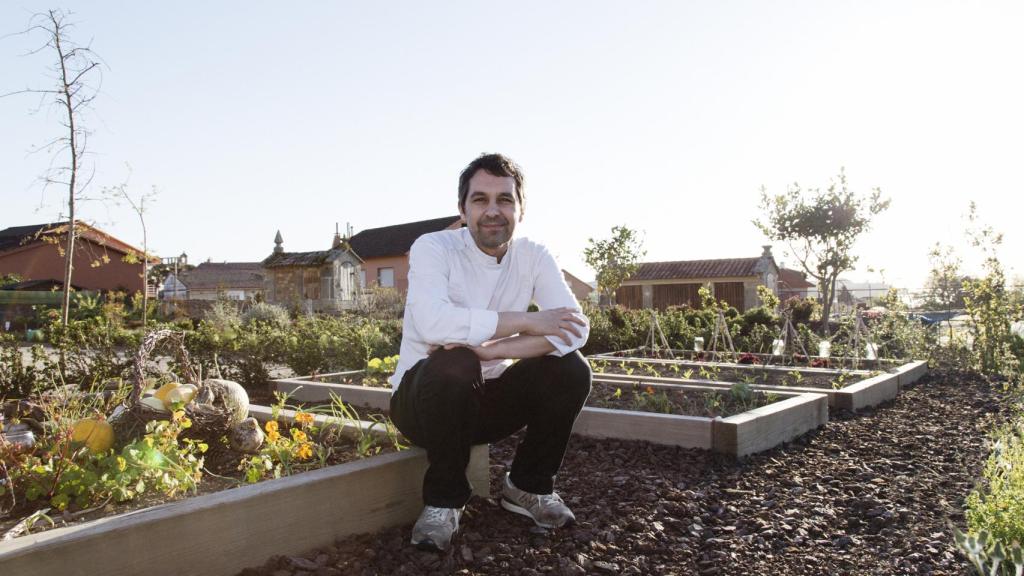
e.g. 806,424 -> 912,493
500,473 -> 576,529
411,505 -> 463,551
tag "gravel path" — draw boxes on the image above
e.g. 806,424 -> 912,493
239,369 -> 1012,576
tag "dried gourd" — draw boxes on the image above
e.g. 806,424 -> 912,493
71,417 -> 115,454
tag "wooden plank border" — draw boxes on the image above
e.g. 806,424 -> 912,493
0,416 -> 488,576
274,375 -> 831,456
592,359 -> 924,411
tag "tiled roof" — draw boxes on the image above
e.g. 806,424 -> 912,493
0,223 -> 52,252
178,262 -> 264,290
262,250 -> 337,268
348,215 -> 462,260
628,258 -> 763,281
778,267 -> 815,290
0,221 -> 152,259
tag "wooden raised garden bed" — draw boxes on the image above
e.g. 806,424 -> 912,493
275,373 -> 827,458
274,370 -> 392,413
591,347 -> 906,371
0,407 -> 489,576
576,380 -> 828,457
590,356 -> 928,411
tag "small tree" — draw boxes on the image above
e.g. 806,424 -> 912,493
3,10 -> 103,326
583,225 -> 645,307
755,169 -> 890,336
105,172 -> 158,327
962,203 -> 1022,377
922,243 -> 965,342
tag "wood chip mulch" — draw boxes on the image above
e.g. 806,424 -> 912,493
238,369 -> 1012,576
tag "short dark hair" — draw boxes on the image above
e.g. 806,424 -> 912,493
457,153 -> 525,215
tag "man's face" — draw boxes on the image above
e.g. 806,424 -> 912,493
460,169 -> 521,258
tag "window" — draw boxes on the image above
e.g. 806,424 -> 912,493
359,270 -> 366,290
377,267 -> 395,288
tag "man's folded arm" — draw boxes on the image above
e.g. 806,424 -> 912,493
532,247 -> 590,356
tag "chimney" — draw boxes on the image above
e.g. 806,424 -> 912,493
332,223 -> 343,249
274,230 -> 284,254
761,245 -> 772,257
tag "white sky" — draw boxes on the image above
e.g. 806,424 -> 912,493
2,1 -> 1021,293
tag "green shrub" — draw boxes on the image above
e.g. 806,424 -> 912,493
0,334 -> 58,399
46,318 -> 139,388
955,528 -> 1024,576
868,289 -> 930,360
966,419 -> 1024,546
283,315 -> 383,376
242,302 -> 291,329
783,296 -> 819,326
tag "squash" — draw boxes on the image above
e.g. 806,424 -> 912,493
71,418 -> 115,454
153,382 -> 181,405
140,396 -> 169,412
196,379 -> 249,426
164,384 -> 198,407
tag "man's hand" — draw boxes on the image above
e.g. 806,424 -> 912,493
523,307 -> 586,345
428,342 -> 501,361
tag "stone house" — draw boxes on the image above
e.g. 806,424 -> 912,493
262,230 -> 363,313
617,246 -> 780,312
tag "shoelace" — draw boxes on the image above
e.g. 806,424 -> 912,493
537,492 -> 564,508
424,507 -> 457,525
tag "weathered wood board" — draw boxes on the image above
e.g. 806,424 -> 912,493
0,413 -> 488,576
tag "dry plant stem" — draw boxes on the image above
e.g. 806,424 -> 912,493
1,508 -> 51,541
0,441 -> 15,517
46,430 -> 74,500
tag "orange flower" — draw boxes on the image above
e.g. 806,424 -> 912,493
265,420 -> 279,434
290,428 -> 308,443
295,443 -> 313,460
267,430 -> 281,443
645,386 -> 655,395
295,412 -> 315,426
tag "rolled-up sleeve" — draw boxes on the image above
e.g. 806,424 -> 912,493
532,247 -> 590,355
406,237 -> 498,346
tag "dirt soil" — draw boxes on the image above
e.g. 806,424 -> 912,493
238,369 -> 1011,576
589,381 -> 772,418
594,359 -> 869,390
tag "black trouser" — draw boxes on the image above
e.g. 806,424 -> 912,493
390,347 -> 592,508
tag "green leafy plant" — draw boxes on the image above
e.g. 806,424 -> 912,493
4,409 -> 205,513
955,528 -> 1024,576
631,386 -> 673,414
965,420 -> 1024,548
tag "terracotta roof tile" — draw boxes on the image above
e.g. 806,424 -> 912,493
629,258 -> 763,281
778,267 -> 815,290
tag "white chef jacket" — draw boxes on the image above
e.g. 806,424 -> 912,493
389,227 -> 589,390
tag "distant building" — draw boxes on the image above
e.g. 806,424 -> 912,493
778,267 -> 815,300
562,269 -> 595,304
162,262 -> 265,301
347,216 -> 463,293
618,246 -> 779,312
0,221 -> 157,293
262,229 -> 363,313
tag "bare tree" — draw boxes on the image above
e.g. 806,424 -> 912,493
3,10 -> 103,325
105,169 -> 159,327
